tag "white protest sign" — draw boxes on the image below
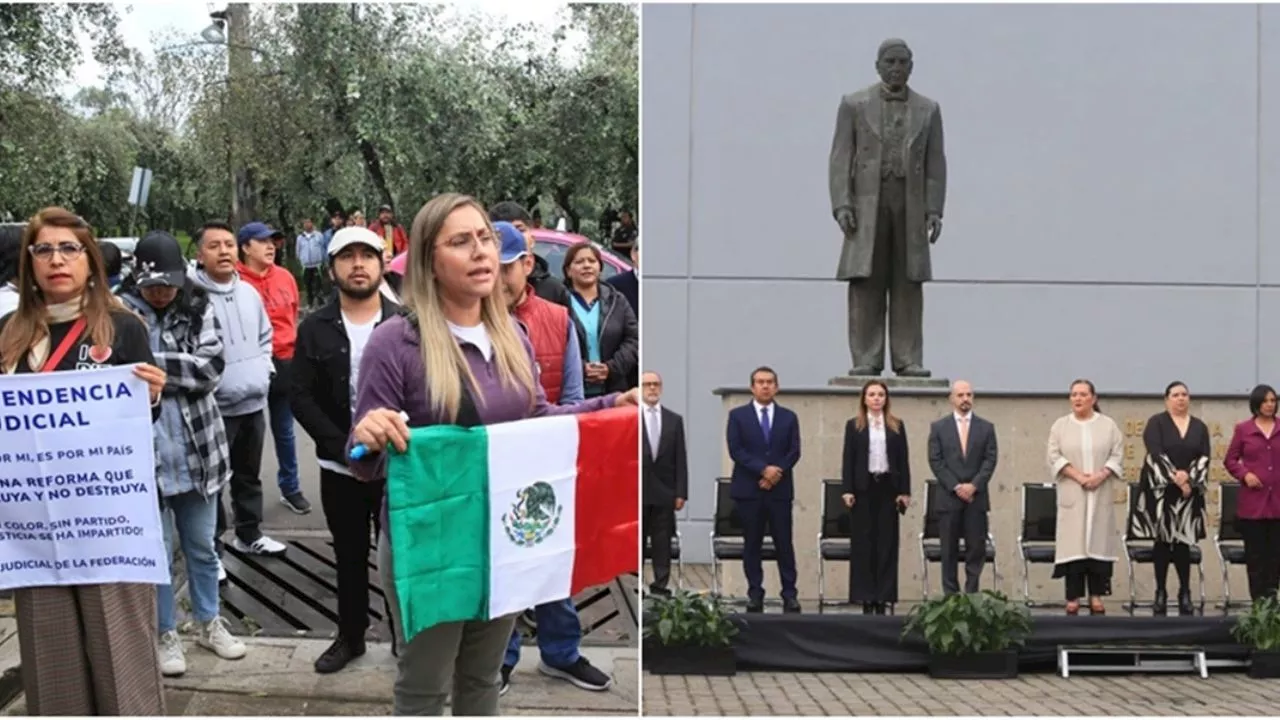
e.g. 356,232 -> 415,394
0,365 -> 168,589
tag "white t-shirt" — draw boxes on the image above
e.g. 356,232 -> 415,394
448,321 -> 492,361
318,309 -> 381,478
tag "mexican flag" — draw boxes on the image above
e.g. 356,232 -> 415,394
385,406 -> 638,643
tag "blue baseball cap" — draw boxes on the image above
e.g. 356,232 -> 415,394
495,221 -> 528,264
236,221 -> 283,245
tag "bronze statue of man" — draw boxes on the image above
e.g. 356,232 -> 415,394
828,38 -> 946,378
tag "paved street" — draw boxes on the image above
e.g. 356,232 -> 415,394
642,671 -> 1280,716
258,418 -> 329,535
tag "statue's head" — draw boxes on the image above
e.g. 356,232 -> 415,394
875,38 -> 913,90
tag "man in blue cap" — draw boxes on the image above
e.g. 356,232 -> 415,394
494,221 -> 610,696
236,221 -> 311,518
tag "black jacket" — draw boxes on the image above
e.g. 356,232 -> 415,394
567,281 -> 638,394
291,294 -> 402,464
530,254 -> 570,308
643,406 -> 688,506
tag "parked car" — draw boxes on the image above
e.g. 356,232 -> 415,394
386,228 -> 632,280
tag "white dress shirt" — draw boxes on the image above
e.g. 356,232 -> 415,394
868,412 -> 890,474
645,403 -> 662,459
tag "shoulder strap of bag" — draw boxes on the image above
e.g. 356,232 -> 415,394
41,316 -> 88,373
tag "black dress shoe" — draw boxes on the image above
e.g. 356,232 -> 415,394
782,598 -> 801,614
1153,589 -> 1168,616
314,635 -> 366,674
745,598 -> 764,613
1178,588 -> 1195,616
648,584 -> 672,597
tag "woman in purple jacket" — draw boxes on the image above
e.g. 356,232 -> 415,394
347,193 -> 636,716
1224,384 -> 1280,604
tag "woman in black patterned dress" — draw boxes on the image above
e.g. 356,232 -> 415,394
1132,381 -> 1209,616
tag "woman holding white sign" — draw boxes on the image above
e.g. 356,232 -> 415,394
0,207 -> 167,715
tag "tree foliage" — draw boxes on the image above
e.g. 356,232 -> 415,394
0,2 -> 637,243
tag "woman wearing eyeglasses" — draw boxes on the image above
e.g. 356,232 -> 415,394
0,207 -> 167,715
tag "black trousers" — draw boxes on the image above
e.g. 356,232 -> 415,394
302,267 -> 322,305
1239,518 -> 1280,601
849,478 -> 899,604
320,468 -> 385,638
1058,559 -> 1113,601
939,500 -> 988,595
215,410 -> 266,548
644,503 -> 675,590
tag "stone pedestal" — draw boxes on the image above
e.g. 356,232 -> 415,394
827,374 -> 952,392
712,384 -> 1250,606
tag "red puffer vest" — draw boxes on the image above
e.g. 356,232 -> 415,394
513,287 -> 570,404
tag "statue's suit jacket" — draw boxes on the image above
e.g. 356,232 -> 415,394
828,84 -> 947,283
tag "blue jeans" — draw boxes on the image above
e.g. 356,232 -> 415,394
504,598 -> 581,668
268,389 -> 299,496
158,491 -> 221,633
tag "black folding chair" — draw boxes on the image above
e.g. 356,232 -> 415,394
1215,482 -> 1247,613
816,478 -> 852,613
1123,482 -> 1206,616
709,477 -> 775,599
919,479 -> 998,598
1017,482 -> 1060,607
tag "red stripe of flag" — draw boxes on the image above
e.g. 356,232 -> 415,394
570,406 -> 639,592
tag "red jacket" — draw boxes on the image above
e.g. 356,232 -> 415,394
368,220 -> 408,257
513,286 -> 570,405
236,262 -> 299,360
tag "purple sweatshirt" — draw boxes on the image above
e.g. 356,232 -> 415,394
346,314 -> 619,528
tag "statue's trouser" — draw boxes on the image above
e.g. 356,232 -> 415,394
847,177 -> 924,373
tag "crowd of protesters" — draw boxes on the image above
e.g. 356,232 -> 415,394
0,194 -> 639,717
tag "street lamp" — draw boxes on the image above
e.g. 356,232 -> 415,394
199,10 -> 226,44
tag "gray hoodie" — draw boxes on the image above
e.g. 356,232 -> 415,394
189,267 -> 274,417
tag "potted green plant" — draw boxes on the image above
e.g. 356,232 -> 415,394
1232,596 -> 1280,678
901,590 -> 1032,679
642,591 -> 738,676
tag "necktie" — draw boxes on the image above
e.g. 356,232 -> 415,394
760,407 -> 771,443
959,416 -> 970,456
647,407 -> 660,459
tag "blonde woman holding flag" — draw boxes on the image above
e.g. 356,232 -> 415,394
347,193 -> 637,716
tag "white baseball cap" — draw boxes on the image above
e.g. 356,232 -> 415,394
328,227 -> 383,257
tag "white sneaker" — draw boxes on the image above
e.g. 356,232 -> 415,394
157,630 -> 186,677
199,616 -> 247,660
232,535 -> 287,556
216,556 -> 227,583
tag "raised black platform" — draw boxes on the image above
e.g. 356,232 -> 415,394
730,613 -> 1246,673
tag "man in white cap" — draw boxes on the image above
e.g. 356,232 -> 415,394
291,227 -> 402,673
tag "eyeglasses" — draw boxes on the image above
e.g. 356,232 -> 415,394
29,242 -> 85,262
438,230 -> 495,252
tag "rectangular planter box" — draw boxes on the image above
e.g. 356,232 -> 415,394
928,649 -> 1019,679
1249,650 -> 1280,679
644,643 -> 736,676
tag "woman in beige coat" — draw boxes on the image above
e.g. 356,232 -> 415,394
1046,379 -> 1125,616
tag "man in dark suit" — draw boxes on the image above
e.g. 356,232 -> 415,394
726,366 -> 803,613
641,371 -> 686,596
926,380 -> 999,595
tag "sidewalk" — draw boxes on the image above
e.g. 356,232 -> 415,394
0,625 -> 637,716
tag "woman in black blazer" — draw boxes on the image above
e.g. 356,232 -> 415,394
841,380 -> 912,614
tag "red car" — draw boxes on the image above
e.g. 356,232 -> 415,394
387,228 -> 631,279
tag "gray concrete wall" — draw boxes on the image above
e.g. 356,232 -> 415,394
641,3 -> 1280,562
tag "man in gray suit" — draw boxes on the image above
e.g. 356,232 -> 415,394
828,38 -> 946,378
927,380 -> 998,594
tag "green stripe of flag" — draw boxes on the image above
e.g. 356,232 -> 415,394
386,424 -> 490,642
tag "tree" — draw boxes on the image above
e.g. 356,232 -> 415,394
0,3 -> 128,93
